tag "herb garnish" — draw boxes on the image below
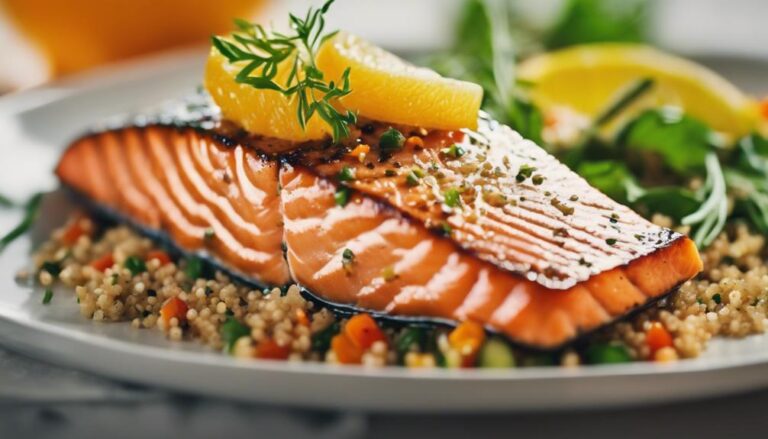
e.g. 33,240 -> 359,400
42,288 -> 54,305
338,166 -> 356,182
124,256 -> 147,276
0,192 -> 43,253
341,248 -> 355,271
334,187 -> 350,206
379,128 -> 406,152
211,0 -> 356,141
443,188 -> 462,208
221,316 -> 250,353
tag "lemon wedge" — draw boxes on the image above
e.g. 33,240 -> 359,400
316,32 -> 483,132
204,32 -> 483,141
518,44 -> 758,137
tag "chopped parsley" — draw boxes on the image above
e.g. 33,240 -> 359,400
379,128 -> 406,152
334,187 -> 350,206
405,170 -> 422,187
338,166 -> 356,182
341,248 -> 355,270
441,144 -> 466,158
124,256 -> 147,276
443,188 -> 461,208
515,164 -> 536,182
184,257 -> 204,280
220,316 -> 250,353
40,261 -> 62,277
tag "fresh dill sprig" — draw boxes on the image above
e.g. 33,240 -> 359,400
211,0 -> 356,142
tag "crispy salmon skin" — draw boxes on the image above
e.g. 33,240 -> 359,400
55,99 -> 702,349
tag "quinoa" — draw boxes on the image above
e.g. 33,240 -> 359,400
29,214 -> 768,368
600,223 -> 768,362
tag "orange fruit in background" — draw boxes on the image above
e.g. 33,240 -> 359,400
2,0 -> 264,76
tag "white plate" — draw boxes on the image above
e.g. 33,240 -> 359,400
1,51 -> 768,412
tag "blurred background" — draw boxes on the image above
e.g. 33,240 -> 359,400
2,0 -> 768,94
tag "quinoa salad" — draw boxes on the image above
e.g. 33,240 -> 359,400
8,0 -> 768,370
23,212 -> 768,368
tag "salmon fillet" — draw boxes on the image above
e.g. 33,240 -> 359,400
55,103 -> 702,349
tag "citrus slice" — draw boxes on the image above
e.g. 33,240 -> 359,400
205,32 -> 483,142
316,32 -> 483,132
205,48 -> 330,142
518,44 -> 758,137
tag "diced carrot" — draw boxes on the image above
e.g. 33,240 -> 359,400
331,333 -> 363,364
160,296 -> 188,326
89,254 -> 115,272
405,136 -> 424,148
146,250 -> 172,266
646,322 -> 673,355
348,144 -> 370,159
449,321 -> 486,360
295,309 -> 310,327
255,338 -> 291,360
343,313 -> 386,350
61,216 -> 92,245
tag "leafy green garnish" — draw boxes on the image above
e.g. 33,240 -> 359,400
338,166 -> 356,182
42,288 -> 53,305
311,321 -> 340,352
184,257 -> 204,280
443,188 -> 461,208
379,128 -> 406,152
619,107 -> 714,174
546,0 -> 648,49
0,192 -> 43,253
221,316 -> 250,353
334,187 -> 350,206
211,0 -> 355,142
123,256 -> 147,276
40,261 -> 62,277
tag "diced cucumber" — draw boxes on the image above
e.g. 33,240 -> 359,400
584,342 -> 632,364
479,338 -> 515,368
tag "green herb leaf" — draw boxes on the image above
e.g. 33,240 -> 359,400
124,256 -> 147,276
619,108 -> 714,175
221,316 -> 250,353
211,0 -> 355,142
441,144 -> 466,159
42,288 -> 54,304
341,247 -> 355,268
546,0 -> 648,49
311,321 -> 340,352
379,128 -> 406,152
334,187 -> 350,206
40,261 -> 62,277
443,188 -> 461,208
184,257 -> 204,280
0,192 -> 44,253
338,166 -> 356,182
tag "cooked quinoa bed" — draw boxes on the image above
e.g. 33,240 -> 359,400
26,213 -> 768,368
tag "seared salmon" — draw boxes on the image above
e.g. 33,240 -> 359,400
55,101 -> 702,349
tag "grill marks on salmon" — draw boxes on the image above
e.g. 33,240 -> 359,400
56,120 -> 703,348
58,126 -> 289,285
